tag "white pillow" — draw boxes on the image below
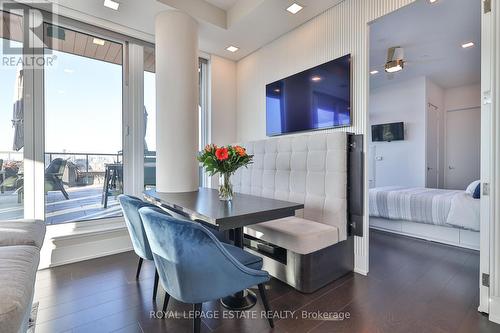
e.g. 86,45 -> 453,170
466,180 -> 480,195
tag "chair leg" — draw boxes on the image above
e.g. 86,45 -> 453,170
162,291 -> 170,312
153,269 -> 159,300
193,303 -> 202,333
258,283 -> 274,328
60,186 -> 70,200
136,258 -> 143,280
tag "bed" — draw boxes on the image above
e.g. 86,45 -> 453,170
369,186 -> 480,250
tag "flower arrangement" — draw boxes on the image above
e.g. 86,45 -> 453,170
197,144 -> 253,200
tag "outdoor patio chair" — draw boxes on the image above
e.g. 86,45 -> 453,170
0,162 -> 24,202
44,158 -> 70,200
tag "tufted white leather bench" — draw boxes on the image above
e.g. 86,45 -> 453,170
233,132 -> 355,292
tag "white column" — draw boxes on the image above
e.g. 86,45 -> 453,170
155,11 -> 199,192
123,43 -> 144,197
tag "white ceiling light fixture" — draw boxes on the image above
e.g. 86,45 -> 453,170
428,0 -> 438,3
370,70 -> 379,75
104,0 -> 120,10
226,45 -> 239,52
384,46 -> 405,73
93,38 -> 106,46
286,3 -> 304,14
461,41 -> 475,48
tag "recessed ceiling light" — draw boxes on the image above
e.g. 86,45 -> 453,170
461,41 -> 475,48
93,38 -> 105,46
311,76 -> 322,82
370,70 -> 379,75
286,3 -> 303,14
104,0 -> 120,10
226,45 -> 239,52
428,0 -> 438,3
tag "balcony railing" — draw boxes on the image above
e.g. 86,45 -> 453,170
1,150 -> 157,188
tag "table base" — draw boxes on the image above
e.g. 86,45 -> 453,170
220,289 -> 257,310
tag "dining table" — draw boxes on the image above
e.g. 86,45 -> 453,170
143,187 -> 304,310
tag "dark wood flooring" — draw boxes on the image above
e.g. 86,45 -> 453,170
33,230 -> 500,333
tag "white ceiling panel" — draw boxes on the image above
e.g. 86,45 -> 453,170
369,0 -> 481,89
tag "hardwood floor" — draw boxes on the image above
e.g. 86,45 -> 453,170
33,230 -> 500,333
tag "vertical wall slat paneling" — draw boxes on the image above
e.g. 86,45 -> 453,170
236,0 -> 415,274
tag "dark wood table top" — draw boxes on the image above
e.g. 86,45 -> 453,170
144,188 -> 304,231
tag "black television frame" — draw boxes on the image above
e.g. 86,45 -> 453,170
371,122 -> 405,142
265,54 -> 352,137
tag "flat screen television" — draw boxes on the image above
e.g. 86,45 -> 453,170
265,54 -> 351,136
371,122 -> 405,142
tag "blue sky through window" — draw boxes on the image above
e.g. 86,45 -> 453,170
1,38 -> 156,156
44,49 -> 122,154
0,38 -> 123,155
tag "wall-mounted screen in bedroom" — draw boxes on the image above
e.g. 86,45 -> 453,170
265,54 -> 351,136
371,122 -> 405,142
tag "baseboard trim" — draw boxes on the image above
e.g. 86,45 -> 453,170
40,246 -> 133,269
489,313 -> 500,325
354,267 -> 368,275
39,226 -> 133,269
489,296 -> 500,324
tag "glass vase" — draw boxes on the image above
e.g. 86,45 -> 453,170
218,172 -> 233,201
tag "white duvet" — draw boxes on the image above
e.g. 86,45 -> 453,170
446,192 -> 481,231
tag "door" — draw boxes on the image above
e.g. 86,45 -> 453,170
426,104 -> 440,188
0,9 -> 32,220
445,108 -> 481,190
479,0 -> 493,317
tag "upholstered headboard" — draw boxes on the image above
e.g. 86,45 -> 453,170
233,132 -> 348,241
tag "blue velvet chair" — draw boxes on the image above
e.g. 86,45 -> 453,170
118,195 -> 162,300
138,207 -> 274,333
118,195 -> 234,303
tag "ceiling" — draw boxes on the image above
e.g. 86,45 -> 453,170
369,0 -> 481,90
42,0 -> 344,61
204,0 -> 238,11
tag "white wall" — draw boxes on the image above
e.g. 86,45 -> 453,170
444,83 -> 481,111
235,0 -> 416,274
209,55 -> 237,188
211,55 -> 237,146
368,77 -> 481,188
369,77 -> 427,187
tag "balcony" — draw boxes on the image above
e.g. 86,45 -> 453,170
0,151 -> 152,225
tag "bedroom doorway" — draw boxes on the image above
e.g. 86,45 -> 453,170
367,0 -> 493,319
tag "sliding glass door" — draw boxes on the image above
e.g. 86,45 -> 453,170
199,58 -> 209,187
144,45 -> 156,189
43,23 -> 124,224
1,6 -> 211,225
0,11 -> 25,220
